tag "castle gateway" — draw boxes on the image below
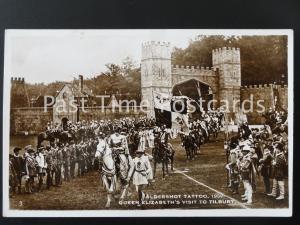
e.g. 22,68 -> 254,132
10,41 -> 288,134
141,41 -> 241,116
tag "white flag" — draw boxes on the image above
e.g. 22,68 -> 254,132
153,91 -> 171,111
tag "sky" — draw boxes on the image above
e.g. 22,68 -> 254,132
6,30 -> 206,84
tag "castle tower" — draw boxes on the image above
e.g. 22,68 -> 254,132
141,41 -> 172,117
212,47 -> 241,112
10,77 -> 30,107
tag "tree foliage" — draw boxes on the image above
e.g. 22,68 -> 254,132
172,35 -> 287,85
16,36 -> 287,108
84,57 -> 141,96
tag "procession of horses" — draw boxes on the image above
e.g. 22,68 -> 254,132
9,108 -> 288,208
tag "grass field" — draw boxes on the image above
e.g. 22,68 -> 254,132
9,134 -> 289,210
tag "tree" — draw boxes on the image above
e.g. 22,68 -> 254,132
171,35 -> 287,85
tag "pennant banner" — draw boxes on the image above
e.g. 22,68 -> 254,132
153,91 -> 171,111
171,111 -> 189,133
153,91 -> 189,132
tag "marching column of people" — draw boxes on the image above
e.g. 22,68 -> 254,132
9,138 -> 99,195
9,117 -> 157,202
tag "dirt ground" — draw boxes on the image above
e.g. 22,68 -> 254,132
9,134 -> 289,210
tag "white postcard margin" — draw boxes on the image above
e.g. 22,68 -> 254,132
2,29 -> 294,217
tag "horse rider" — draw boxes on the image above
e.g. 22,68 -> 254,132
109,126 -> 133,188
159,125 -> 169,147
109,126 -> 129,161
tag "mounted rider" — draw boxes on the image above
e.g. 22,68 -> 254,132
108,126 -> 132,185
159,125 -> 169,148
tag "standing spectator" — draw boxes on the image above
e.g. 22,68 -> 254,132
268,142 -> 286,200
63,143 -> 71,182
240,145 -> 253,205
77,142 -> 85,176
45,145 -> 54,189
132,149 -> 151,207
69,140 -> 77,179
25,147 -> 37,194
11,147 -> 24,194
259,147 -> 273,194
56,143 -> 63,186
36,146 -> 47,192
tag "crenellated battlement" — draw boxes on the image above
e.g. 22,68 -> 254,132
241,84 -> 288,89
141,41 -> 242,116
142,41 -> 171,47
212,46 -> 240,52
171,64 -> 216,76
212,46 -> 240,66
11,77 -> 25,83
141,40 -> 171,60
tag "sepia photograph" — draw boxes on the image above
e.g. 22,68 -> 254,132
2,29 -> 293,217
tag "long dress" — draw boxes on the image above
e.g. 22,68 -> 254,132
146,130 -> 154,148
137,131 -> 146,152
132,155 -> 151,186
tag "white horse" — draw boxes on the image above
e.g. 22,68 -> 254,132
95,139 -> 117,208
96,137 -> 134,208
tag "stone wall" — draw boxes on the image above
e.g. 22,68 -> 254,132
171,65 -> 219,93
240,84 -> 288,124
10,108 -> 53,135
10,107 -> 147,135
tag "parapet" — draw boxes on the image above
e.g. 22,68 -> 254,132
142,41 -> 171,48
141,41 -> 171,60
171,64 -> 215,76
212,46 -> 240,66
212,47 -> 240,53
11,77 -> 25,83
241,84 -> 288,89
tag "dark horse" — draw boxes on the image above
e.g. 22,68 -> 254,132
37,130 -> 71,147
152,138 -> 175,180
181,133 -> 197,160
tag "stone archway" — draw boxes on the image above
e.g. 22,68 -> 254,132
172,78 -> 214,112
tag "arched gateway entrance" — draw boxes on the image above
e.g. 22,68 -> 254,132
172,79 -> 214,112
140,41 -> 241,117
